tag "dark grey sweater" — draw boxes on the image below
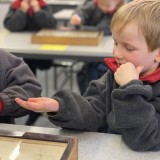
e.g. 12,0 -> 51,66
0,49 -> 42,122
4,6 -> 56,32
73,0 -> 131,35
73,1 -> 113,35
47,68 -> 160,151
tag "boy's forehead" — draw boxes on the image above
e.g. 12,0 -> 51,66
112,20 -> 140,34
112,22 -> 144,41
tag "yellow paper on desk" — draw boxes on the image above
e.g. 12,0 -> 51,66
40,44 -> 68,51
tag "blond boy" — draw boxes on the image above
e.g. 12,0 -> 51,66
16,0 -> 160,151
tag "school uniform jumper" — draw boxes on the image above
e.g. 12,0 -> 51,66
47,58 -> 160,151
0,49 -> 42,123
74,0 -> 113,95
73,1 -> 113,35
4,0 -> 56,32
3,0 -> 56,74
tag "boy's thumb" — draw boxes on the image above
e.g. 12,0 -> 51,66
136,65 -> 144,74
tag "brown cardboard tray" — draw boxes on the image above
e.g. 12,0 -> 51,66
31,29 -> 103,46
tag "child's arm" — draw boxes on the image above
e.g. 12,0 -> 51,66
15,97 -> 59,113
4,7 -> 28,31
15,72 -> 111,131
107,63 -> 160,151
95,15 -> 112,35
70,1 -> 96,26
32,5 -> 56,28
46,72 -> 112,131
0,50 -> 42,117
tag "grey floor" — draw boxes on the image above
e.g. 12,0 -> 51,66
15,61 -> 83,128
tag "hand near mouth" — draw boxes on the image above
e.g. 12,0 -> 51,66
114,62 -> 144,86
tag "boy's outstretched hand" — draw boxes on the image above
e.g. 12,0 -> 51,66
15,97 -> 59,113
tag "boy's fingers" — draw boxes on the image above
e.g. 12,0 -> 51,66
15,98 -> 24,103
15,98 -> 38,111
15,98 -> 28,108
28,98 -> 40,102
15,98 -> 25,105
136,65 -> 144,74
15,98 -> 32,109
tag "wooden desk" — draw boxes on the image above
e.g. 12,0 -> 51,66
0,28 -> 113,61
0,123 -> 159,160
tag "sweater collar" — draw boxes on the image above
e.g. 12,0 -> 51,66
104,58 -> 160,83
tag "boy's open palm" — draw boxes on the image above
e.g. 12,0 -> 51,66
114,62 -> 143,86
15,97 -> 59,113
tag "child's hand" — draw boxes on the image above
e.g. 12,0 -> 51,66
20,0 -> 30,13
114,62 -> 144,86
70,14 -> 81,25
30,0 -> 40,12
15,97 -> 59,113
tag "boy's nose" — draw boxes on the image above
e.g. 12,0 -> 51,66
113,47 -> 123,58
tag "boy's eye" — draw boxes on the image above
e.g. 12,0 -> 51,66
125,45 -> 135,51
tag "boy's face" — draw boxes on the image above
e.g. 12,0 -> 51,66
112,22 -> 160,76
98,0 -> 122,13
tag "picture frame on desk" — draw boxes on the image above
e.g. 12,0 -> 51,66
0,129 -> 78,160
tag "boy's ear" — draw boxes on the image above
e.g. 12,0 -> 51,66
155,48 -> 160,62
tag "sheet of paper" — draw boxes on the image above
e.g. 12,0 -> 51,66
40,44 -> 68,51
0,137 -> 67,160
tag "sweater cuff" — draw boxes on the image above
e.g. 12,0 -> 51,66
0,98 -> 3,112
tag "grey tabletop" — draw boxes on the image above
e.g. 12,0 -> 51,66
0,28 -> 113,60
53,9 -> 74,21
47,0 -> 84,6
0,123 -> 160,160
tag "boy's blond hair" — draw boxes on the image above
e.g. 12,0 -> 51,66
111,0 -> 160,51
